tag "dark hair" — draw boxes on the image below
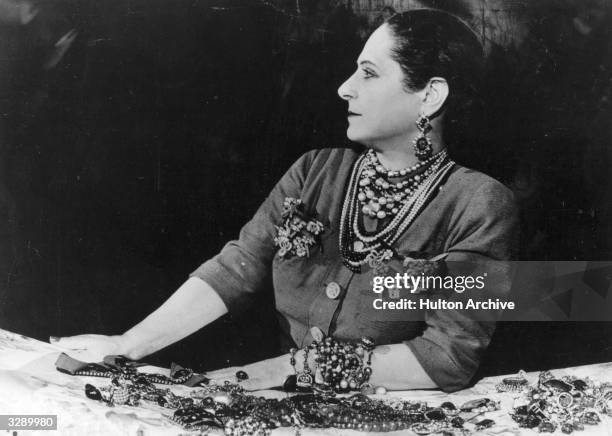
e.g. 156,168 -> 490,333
385,9 -> 484,150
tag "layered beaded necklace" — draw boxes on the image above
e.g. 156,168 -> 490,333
357,149 -> 448,220
340,149 -> 455,272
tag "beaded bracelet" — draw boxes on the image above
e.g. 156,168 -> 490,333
74,363 -> 193,385
285,337 -> 375,393
314,336 -> 374,393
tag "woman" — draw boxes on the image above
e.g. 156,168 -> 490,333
54,10 -> 517,393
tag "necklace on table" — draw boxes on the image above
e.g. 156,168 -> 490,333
339,149 -> 454,272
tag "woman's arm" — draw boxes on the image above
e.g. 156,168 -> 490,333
368,344 -> 436,390
54,277 -> 227,361
402,177 -> 518,392
206,343 -> 436,391
121,277 -> 228,359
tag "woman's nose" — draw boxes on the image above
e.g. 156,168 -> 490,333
337,74 -> 356,100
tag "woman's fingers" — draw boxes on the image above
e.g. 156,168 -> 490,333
206,366 -> 262,387
66,349 -> 105,363
206,367 -> 240,382
50,335 -> 89,350
48,334 -> 122,362
206,366 -> 285,391
239,378 -> 270,391
206,355 -> 291,390
206,365 -> 242,377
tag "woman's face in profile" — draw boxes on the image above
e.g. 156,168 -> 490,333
338,24 -> 423,149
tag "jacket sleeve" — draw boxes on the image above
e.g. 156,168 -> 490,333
405,180 -> 519,392
189,151 -> 316,313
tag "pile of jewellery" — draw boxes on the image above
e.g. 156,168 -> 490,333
79,359 -> 242,409
72,354 -> 504,434
73,358 -> 611,436
84,375 -> 502,436
509,370 -> 612,434
223,394 -> 497,435
76,357 -> 502,436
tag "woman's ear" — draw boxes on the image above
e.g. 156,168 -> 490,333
422,77 -> 449,116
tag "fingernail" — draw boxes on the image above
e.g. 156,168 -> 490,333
49,336 -> 59,343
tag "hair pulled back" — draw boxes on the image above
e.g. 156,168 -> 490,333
385,9 -> 484,151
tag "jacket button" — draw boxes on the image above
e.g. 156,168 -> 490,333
310,326 -> 324,342
325,282 -> 342,300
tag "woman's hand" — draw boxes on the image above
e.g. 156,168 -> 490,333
206,354 -> 293,391
50,334 -> 129,362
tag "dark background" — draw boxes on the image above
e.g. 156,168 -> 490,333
0,0 -> 611,378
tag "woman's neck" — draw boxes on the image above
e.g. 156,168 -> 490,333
375,149 -> 419,170
372,131 -> 446,171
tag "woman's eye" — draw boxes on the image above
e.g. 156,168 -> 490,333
362,69 -> 377,78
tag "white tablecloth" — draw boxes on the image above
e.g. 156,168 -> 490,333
0,329 -> 610,435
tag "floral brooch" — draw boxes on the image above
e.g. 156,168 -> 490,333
274,197 -> 324,258
402,256 -> 445,276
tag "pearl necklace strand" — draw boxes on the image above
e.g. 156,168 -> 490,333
357,150 -> 447,220
339,150 -> 455,272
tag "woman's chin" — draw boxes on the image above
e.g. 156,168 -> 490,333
345,128 -> 367,144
